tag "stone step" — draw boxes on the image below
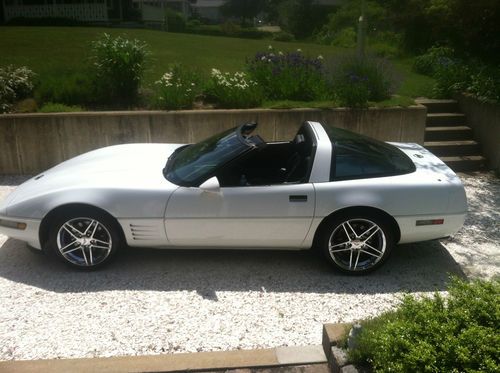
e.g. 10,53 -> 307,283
424,140 -> 480,156
441,155 -> 487,172
426,113 -> 466,126
425,126 -> 473,141
416,98 -> 459,113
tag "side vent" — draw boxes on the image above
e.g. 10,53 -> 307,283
129,224 -> 161,241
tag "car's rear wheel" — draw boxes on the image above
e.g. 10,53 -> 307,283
321,212 -> 394,275
48,209 -> 121,269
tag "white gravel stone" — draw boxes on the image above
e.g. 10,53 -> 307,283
0,172 -> 498,361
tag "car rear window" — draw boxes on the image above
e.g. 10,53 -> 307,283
323,126 -> 416,181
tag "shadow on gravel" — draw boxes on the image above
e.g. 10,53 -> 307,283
0,238 -> 465,295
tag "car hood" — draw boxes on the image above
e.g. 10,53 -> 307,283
1,143 -> 184,208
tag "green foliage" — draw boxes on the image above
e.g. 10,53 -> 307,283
349,278 -> 500,373
318,0 -> 387,41
34,72 -> 95,106
38,102 -> 83,113
184,24 -> 271,39
330,54 -> 396,107
205,69 -> 263,109
330,27 -> 356,48
432,58 -> 470,98
90,33 -> 148,105
466,66 -> 500,103
164,9 -> 186,32
278,0 -> 333,40
154,65 -> 201,110
413,46 -> 455,76
0,65 -> 35,113
272,31 -> 295,42
380,0 -> 500,61
246,46 -> 330,101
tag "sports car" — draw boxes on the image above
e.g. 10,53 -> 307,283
0,121 -> 467,274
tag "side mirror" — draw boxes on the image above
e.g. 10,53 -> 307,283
199,176 -> 220,193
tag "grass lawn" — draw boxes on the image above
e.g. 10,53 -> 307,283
0,26 -> 434,107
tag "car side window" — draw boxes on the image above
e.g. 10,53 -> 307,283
217,127 -> 315,187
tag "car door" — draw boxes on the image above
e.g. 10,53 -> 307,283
164,182 -> 315,248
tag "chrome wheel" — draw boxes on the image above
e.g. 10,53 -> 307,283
56,217 -> 113,267
328,218 -> 387,272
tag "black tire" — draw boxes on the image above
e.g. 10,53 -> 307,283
320,211 -> 395,275
47,207 -> 121,270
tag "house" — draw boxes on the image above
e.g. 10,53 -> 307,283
0,0 -> 139,23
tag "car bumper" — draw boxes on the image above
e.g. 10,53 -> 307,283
0,215 -> 42,249
396,213 -> 466,244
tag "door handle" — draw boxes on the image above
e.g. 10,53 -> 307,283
289,195 -> 308,202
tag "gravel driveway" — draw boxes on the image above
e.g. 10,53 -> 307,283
0,172 -> 498,361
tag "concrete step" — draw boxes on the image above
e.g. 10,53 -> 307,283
441,155 -> 487,172
416,98 -> 459,113
426,113 -> 466,126
424,140 -> 480,156
425,126 -> 473,141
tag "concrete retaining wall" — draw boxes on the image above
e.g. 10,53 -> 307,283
0,107 -> 426,175
457,95 -> 500,173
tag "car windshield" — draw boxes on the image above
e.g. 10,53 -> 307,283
165,127 -> 252,186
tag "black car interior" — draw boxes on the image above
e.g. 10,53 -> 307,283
216,123 -> 315,187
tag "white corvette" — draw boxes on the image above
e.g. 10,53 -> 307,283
0,121 -> 467,274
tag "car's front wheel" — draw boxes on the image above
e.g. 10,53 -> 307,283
321,212 -> 395,275
48,209 -> 121,269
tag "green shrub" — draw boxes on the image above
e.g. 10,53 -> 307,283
432,59 -> 471,98
413,46 -> 455,76
35,72 -> 95,106
331,27 -> 356,48
272,31 -> 295,42
164,9 -> 186,32
0,65 -> 35,113
246,46 -> 330,101
466,66 -> 500,103
91,33 -> 149,105
38,102 -> 83,113
205,69 -> 263,109
154,65 -> 201,110
330,54 -> 396,107
349,278 -> 500,373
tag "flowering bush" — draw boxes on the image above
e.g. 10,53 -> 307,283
205,69 -> 263,109
246,46 -> 330,101
0,65 -> 35,113
154,65 -> 201,110
91,33 -> 148,105
413,46 -> 455,76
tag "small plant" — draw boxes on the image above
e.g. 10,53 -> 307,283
154,65 -> 201,110
91,33 -> 149,105
330,54 -> 396,107
164,9 -> 186,32
246,46 -> 330,101
206,69 -> 263,109
0,65 -> 35,113
35,72 -> 95,106
413,45 -> 455,76
38,102 -> 83,113
349,278 -> 500,372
